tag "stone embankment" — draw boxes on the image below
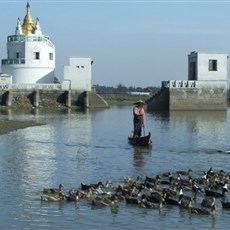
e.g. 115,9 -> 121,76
0,95 -> 65,135
11,95 -> 67,111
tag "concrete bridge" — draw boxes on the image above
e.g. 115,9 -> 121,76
147,80 -> 227,111
0,83 -> 109,109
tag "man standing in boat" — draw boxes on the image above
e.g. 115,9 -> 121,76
133,100 -> 146,138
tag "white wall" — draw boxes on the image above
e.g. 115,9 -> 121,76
2,67 -> 55,83
63,57 -> 92,91
1,35 -> 55,84
0,74 -> 12,84
188,52 -> 228,81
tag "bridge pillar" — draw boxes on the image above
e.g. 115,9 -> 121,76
84,91 -> 89,108
6,90 -> 12,107
34,90 -> 40,107
66,90 -> 71,107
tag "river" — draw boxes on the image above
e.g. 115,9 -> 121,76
0,105 -> 230,229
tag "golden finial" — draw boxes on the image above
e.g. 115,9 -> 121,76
22,1 -> 34,34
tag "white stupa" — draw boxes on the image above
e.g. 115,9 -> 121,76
1,2 -> 55,84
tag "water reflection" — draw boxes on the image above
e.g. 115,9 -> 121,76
1,106 -> 230,229
133,146 -> 152,168
149,111 -> 170,121
169,110 -> 227,121
170,110 -> 227,148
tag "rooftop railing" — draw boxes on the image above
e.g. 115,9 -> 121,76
162,80 -> 197,88
7,35 -> 54,48
2,58 -> 26,65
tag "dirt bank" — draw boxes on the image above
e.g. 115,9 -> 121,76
0,120 -> 45,135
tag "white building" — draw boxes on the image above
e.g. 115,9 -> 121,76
0,74 -> 12,84
188,51 -> 228,81
147,51 -> 228,111
1,2 -> 55,84
63,57 -> 93,91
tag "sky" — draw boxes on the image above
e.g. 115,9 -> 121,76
1,0 -> 230,87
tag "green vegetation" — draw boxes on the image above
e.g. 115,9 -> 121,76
94,84 -> 230,106
93,83 -> 160,95
93,84 -> 159,105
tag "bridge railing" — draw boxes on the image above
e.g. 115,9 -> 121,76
0,83 -> 62,91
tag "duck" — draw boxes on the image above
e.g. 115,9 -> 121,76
207,167 -> 215,177
220,200 -> 230,209
161,186 -> 178,197
65,189 -> 80,202
218,149 -> 230,154
192,179 -> 202,193
142,191 -> 164,204
41,191 -> 65,202
125,196 -> 140,205
92,196 -> 116,207
188,198 -> 216,215
144,181 -> 156,189
116,183 -> 139,197
178,186 -> 194,201
205,182 -> 228,197
162,171 -> 173,177
111,192 -> 126,202
80,183 -> 92,191
43,183 -> 64,194
105,180 -> 113,188
201,197 -> 215,208
176,174 -> 192,188
192,171 -> 209,185
145,175 -> 160,185
123,176 -> 133,184
158,175 -> 174,185
163,192 -> 180,206
201,171 -> 208,181
178,196 -> 190,209
79,188 -> 93,200
139,196 -> 165,209
81,181 -> 103,191
176,168 -> 192,176
178,186 -> 184,202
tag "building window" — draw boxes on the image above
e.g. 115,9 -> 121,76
81,66 -> 84,68
34,52 -> 40,60
209,59 -> 217,71
49,53 -> 53,60
16,52 -> 22,58
76,66 -> 80,68
189,61 -> 196,80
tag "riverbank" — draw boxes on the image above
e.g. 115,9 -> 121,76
0,120 -> 45,135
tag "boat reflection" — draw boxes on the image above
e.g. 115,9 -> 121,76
133,145 -> 152,168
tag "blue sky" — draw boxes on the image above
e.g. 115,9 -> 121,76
1,0 -> 230,87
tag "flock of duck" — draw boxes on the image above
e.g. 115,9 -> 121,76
41,167 -> 230,215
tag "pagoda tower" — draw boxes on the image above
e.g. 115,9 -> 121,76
1,1 -> 55,84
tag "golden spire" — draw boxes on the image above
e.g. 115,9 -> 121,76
22,1 -> 34,34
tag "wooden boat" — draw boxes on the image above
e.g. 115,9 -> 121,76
128,132 -> 152,146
